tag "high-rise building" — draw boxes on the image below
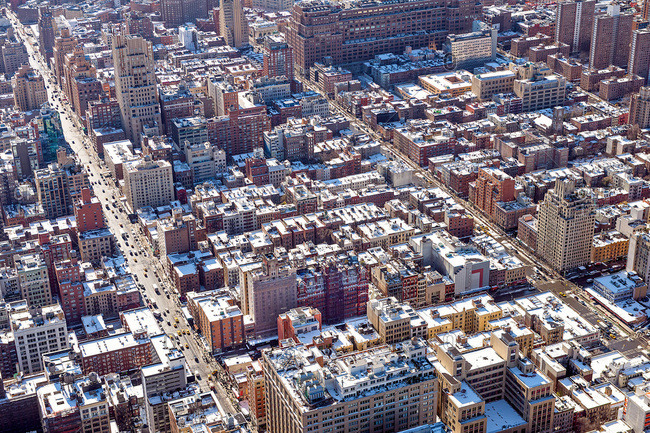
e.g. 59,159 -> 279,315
629,86 -> 650,128
186,290 -> 245,353
9,300 -> 68,374
287,0 -> 481,74
74,188 -> 105,232
263,35 -> 293,80
54,259 -> 86,325
112,32 -> 162,145
16,253 -> 52,308
219,0 -> 248,48
123,156 -> 174,211
242,255 -> 297,335
34,164 -> 73,219
537,179 -> 595,273
470,167 -> 516,217
629,29 -> 650,84
1,40 -> 29,77
445,27 -> 498,71
159,83 -> 195,135
555,0 -> 596,56
161,0 -> 208,27
263,339 -> 439,433
589,5 -> 634,70
12,64 -> 47,111
52,28 -> 77,88
37,5 -> 55,59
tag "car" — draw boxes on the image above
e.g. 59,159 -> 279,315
167,321 -> 171,326
173,323 -> 178,328
195,357 -> 199,363
185,343 -> 189,349
129,252 -> 134,256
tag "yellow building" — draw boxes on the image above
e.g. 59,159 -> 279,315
591,230 -> 629,263
419,71 -> 473,97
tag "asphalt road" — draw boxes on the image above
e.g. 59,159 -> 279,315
9,13 -> 238,415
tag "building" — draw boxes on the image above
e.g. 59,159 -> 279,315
157,211 -> 198,257
1,40 -> 29,77
592,271 -> 647,303
37,5 -> 55,59
38,375 -> 110,433
187,290 -> 245,353
77,229 -> 115,264
471,70 -> 515,101
220,0 -> 248,48
16,253 -> 52,307
10,301 -> 68,374
243,255 -> 297,335
537,180 -> 595,273
112,32 -> 162,144
54,259 -> 86,325
263,339 -> 438,433
629,87 -> 650,128
171,116 -> 209,150
286,0 -> 480,74
160,84 -> 195,135
74,188 -> 104,232
12,64 -> 47,111
263,35 -> 294,80
513,64 -> 566,112
589,5 -> 634,70
252,0 -> 293,11
628,29 -> 650,84
555,0 -> 596,56
470,167 -> 516,218
161,0 -> 208,27
445,27 -> 497,71
34,164 -> 75,220
79,332 -> 153,376
123,157 -> 174,211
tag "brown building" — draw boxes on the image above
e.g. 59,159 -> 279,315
589,6 -> 634,70
264,35 -> 293,80
555,0 -> 596,56
78,333 -> 153,376
52,28 -> 77,88
74,188 -> 104,233
629,28 -> 650,84
12,64 -> 47,111
187,290 -> 245,353
286,0 -> 481,74
630,86 -> 650,128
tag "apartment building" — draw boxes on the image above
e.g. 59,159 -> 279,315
555,0 -> 596,56
16,253 -> 52,307
629,87 -> 650,128
286,0 -> 480,74
186,290 -> 245,353
9,301 -> 68,374
537,179 -> 595,273
12,64 -> 47,111
112,31 -> 162,144
123,157 -> 174,211
263,339 -> 439,433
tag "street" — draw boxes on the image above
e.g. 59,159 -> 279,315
9,13 -> 239,415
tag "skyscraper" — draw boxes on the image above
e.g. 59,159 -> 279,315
589,5 -> 634,70
555,0 -> 596,56
536,179 -> 595,273
112,32 -> 162,144
629,28 -> 650,84
629,86 -> 650,128
219,0 -> 249,48
12,64 -> 47,111
123,156 -> 174,210
35,163 -> 73,219
37,5 -> 55,59
263,35 -> 293,80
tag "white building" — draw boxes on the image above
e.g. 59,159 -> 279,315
10,301 -> 68,374
123,156 -> 174,211
16,253 -> 52,307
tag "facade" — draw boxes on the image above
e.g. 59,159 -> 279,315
112,32 -> 162,144
263,339 -> 439,433
630,87 -> 650,128
12,64 -> 47,111
123,157 -> 174,211
161,0 -> 208,27
38,5 -> 55,58
286,0 -> 480,74
536,180 -> 595,273
79,333 -> 153,376
74,188 -> 105,232
10,301 -> 68,374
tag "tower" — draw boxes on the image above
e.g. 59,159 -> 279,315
537,179 -> 595,273
112,31 -> 162,145
629,29 -> 650,84
219,0 -> 248,48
